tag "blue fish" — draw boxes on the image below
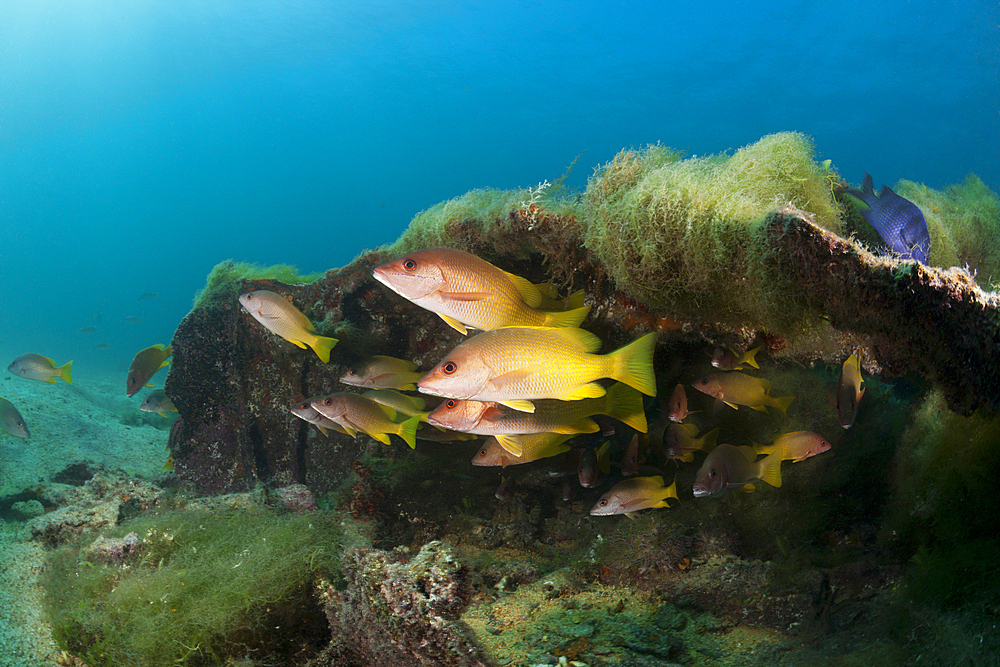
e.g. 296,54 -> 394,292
845,173 -> 930,263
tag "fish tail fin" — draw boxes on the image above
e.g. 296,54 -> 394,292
58,360 -> 74,384
565,289 -> 586,310
757,450 -> 783,488
770,394 -> 794,416
397,415 -> 420,449
310,335 -> 339,364
603,382 -> 648,433
665,477 -> 679,503
612,332 -> 657,397
744,345 -> 762,369
542,305 -> 591,329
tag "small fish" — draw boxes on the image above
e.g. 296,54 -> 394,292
692,444 -> 782,498
590,476 -> 679,516
754,431 -> 831,463
311,393 -> 419,448
0,398 -> 29,437
578,440 -> 611,488
372,248 -> 590,334
238,290 -> 338,363
663,423 -> 719,463
471,433 -> 573,467
418,328 -> 657,413
426,382 -> 647,455
77,326 -> 98,335
138,389 -> 178,416
834,353 -> 865,428
691,371 -> 793,415
844,173 -> 930,263
494,475 -> 515,501
8,354 -> 73,384
340,355 -> 423,390
362,389 -> 431,422
290,398 -> 347,436
620,434 -> 643,476
138,292 -> 159,301
710,345 -> 762,371
96,343 -> 111,350
124,316 -> 143,324
666,383 -> 698,422
126,344 -> 172,397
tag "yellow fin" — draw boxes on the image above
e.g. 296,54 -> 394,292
498,399 -> 535,413
290,339 -> 309,350
541,305 -> 591,329
558,382 -> 607,401
552,418 -> 600,434
58,360 -> 74,384
547,326 -> 603,353
742,345 -> 762,369
314,423 -> 329,436
757,450 -> 783,488
368,431 -> 392,445
741,483 -> 756,493
397,415 -> 419,449
565,289 -> 586,310
768,394 -> 795,416
439,313 -> 469,335
603,382 -> 647,433
503,271 -> 543,307
309,334 -> 339,363
611,332 -> 657,397
497,435 -> 524,457
737,445 -> 757,462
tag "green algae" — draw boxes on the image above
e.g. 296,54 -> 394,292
192,259 -> 325,310
43,507 -> 343,667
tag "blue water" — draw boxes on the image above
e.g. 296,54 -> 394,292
2,0 -> 998,378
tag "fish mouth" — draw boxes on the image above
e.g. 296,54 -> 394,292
692,486 -> 711,498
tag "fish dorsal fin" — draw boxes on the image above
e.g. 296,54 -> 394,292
737,445 -> 757,462
503,271 -> 543,308
498,398 -> 535,413
551,326 -> 603,353
438,313 -> 469,335
496,435 -> 524,457
375,403 -> 398,421
372,355 -> 418,371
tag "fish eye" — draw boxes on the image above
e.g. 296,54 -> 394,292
478,448 -> 487,456
323,398 -> 333,406
403,259 -> 417,271
446,399 -> 458,409
698,378 -> 708,385
441,361 -> 458,375
709,468 -> 717,478
598,499 -> 608,507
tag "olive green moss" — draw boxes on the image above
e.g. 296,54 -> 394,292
894,175 -> 1000,288
882,390 -> 1000,607
44,508 -> 343,667
582,132 -> 844,332
192,259 -> 325,310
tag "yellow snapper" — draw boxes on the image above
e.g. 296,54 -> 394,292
0,398 -> 30,437
754,431 -> 831,463
372,248 -> 590,334
340,355 -> 423,390
138,389 -> 177,416
417,327 -> 657,413
238,290 -> 338,363
692,444 -> 782,498
666,382 -> 698,422
126,344 -> 172,397
471,433 -> 574,467
590,475 -> 679,516
8,353 -> 73,384
691,371 -> 793,415
310,392 -> 419,448
835,353 -> 865,428
426,382 -> 647,453
663,423 -> 720,463
290,398 -> 347,436
362,389 -> 431,422
710,345 -> 762,371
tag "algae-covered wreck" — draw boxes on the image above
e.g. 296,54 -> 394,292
35,133 -> 1000,666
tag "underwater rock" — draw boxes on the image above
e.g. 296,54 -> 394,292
270,482 -> 319,513
9,499 -> 44,521
316,540 -> 491,666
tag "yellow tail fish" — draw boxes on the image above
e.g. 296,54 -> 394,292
8,353 -> 73,384
691,371 -> 793,415
372,248 -> 590,334
126,344 -> 172,397
418,327 -> 657,413
238,290 -> 338,363
310,392 -> 419,449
